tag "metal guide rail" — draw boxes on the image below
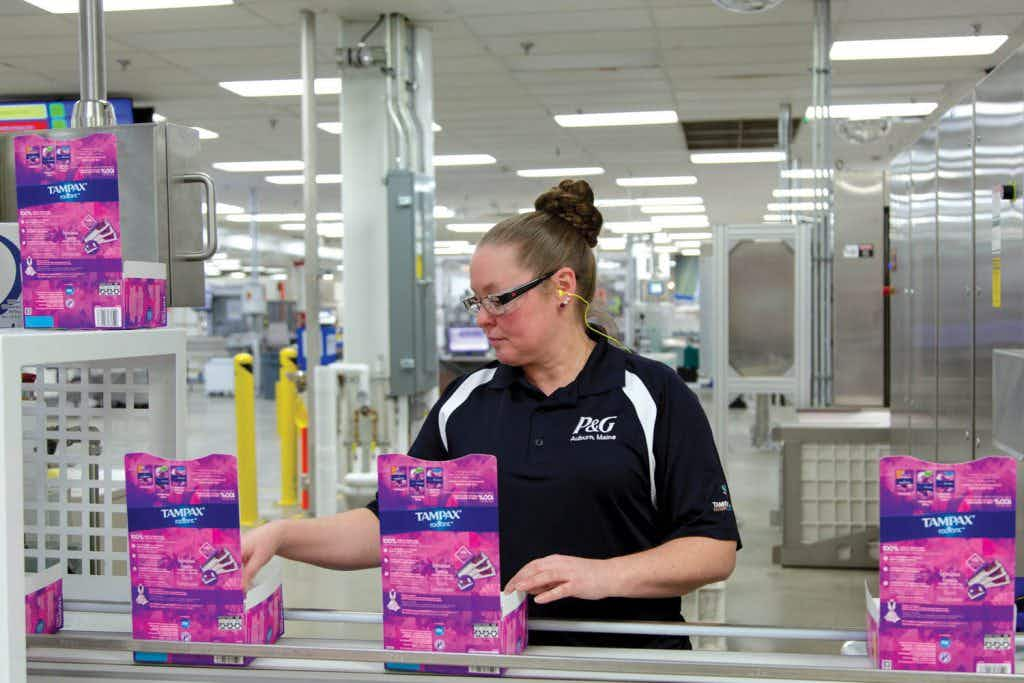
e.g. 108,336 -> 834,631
24,605 -> 1024,683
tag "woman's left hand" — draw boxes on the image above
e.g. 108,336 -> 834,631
504,554 -> 617,604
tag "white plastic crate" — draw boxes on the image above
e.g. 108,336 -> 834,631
799,442 -> 883,545
682,581 -> 727,650
1,329 -> 185,683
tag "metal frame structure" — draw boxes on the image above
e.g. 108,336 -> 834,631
712,223 -> 811,463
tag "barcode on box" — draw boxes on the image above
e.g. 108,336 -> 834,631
976,663 -> 1012,674
94,306 -> 122,328
469,666 -> 500,675
213,655 -> 245,665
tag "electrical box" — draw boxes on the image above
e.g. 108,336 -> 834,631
386,169 -> 437,396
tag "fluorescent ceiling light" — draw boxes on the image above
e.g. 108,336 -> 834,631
638,196 -> 704,206
226,213 -> 304,223
436,240 -> 471,248
432,122 -> 443,133
554,110 -> 679,128
222,235 -> 253,250
317,212 -> 343,221
782,168 -> 832,179
320,246 -> 344,260
772,188 -> 829,198
598,259 -> 622,271
654,245 -> 681,254
265,173 -> 342,185
616,175 -> 697,187
763,214 -> 795,222
680,248 -> 701,256
229,271 -> 247,279
651,215 -> 711,229
447,223 -> 493,233
641,205 -> 706,214
271,273 -> 288,281
280,224 -> 305,232
598,237 -> 627,251
212,252 -> 228,261
320,120 -> 441,135
805,103 -> 937,120
691,150 -> 785,164
317,223 -> 344,238
673,231 -> 712,240
204,264 -> 222,277
192,126 -> 219,140
516,167 -> 605,178
594,196 -> 703,208
653,233 -> 674,245
675,240 -> 703,249
766,201 -> 828,212
518,208 -> 534,214
434,205 -> 455,219
434,154 -> 496,167
25,0 -> 232,10
214,160 -> 303,173
219,78 -> 341,97
606,221 -> 659,235
152,112 -> 167,122
831,35 -> 1008,61
201,202 -> 244,215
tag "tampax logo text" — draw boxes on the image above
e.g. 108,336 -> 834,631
46,181 -> 88,201
161,505 -> 206,526
921,513 -> 975,536
570,416 -> 617,442
415,508 -> 463,530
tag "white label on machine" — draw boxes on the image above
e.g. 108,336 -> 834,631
843,244 -> 860,259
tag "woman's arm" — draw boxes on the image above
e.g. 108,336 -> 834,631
505,537 -> 736,604
241,508 -> 380,588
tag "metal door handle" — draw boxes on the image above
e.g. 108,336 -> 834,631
177,171 -> 219,261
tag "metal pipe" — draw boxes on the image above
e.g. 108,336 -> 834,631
407,23 -> 427,175
300,8 -> 320,515
70,0 -> 116,127
383,13 -> 406,169
394,15 -> 418,172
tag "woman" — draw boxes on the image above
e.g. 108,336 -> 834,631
242,179 -> 740,649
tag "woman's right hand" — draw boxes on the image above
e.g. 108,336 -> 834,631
241,519 -> 285,590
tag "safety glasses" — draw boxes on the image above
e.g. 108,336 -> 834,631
462,270 -> 556,316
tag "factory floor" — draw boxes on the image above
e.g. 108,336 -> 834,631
185,385 -> 875,656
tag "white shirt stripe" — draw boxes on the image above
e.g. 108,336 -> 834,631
623,370 -> 658,508
438,367 -> 498,452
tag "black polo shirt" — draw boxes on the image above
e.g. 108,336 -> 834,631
368,338 -> 741,649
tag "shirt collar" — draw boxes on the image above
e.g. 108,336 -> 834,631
487,334 -> 626,397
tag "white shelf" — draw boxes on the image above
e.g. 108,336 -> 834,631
1,328 -> 186,683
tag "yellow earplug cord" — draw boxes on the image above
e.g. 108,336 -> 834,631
559,289 -> 632,352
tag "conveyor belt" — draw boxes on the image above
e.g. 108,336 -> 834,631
25,607 -> 1024,683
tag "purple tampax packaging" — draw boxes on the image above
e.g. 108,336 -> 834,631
125,452 -> 284,666
377,453 -> 527,676
25,563 -> 63,635
873,455 -> 1016,673
13,132 -> 166,330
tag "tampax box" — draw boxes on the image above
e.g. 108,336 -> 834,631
25,563 -> 63,635
874,455 -> 1016,673
377,453 -> 527,676
125,452 -> 283,666
13,132 -> 166,330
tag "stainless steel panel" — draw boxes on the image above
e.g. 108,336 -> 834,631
727,239 -> 794,377
164,123 -> 206,307
993,349 -> 1024,458
975,53 -> 1024,459
935,97 -> 975,462
888,153 -> 912,453
908,128 -> 938,459
833,170 -> 885,406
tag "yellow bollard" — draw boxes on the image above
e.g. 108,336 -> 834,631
234,353 -> 259,527
276,347 -> 299,507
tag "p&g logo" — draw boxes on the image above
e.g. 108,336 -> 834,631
570,416 -> 617,442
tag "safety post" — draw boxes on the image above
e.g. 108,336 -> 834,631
295,398 -> 310,512
276,347 -> 299,507
234,353 -> 259,527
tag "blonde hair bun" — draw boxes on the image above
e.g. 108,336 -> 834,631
534,179 -> 603,248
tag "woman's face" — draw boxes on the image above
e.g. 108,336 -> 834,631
469,243 -> 559,366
